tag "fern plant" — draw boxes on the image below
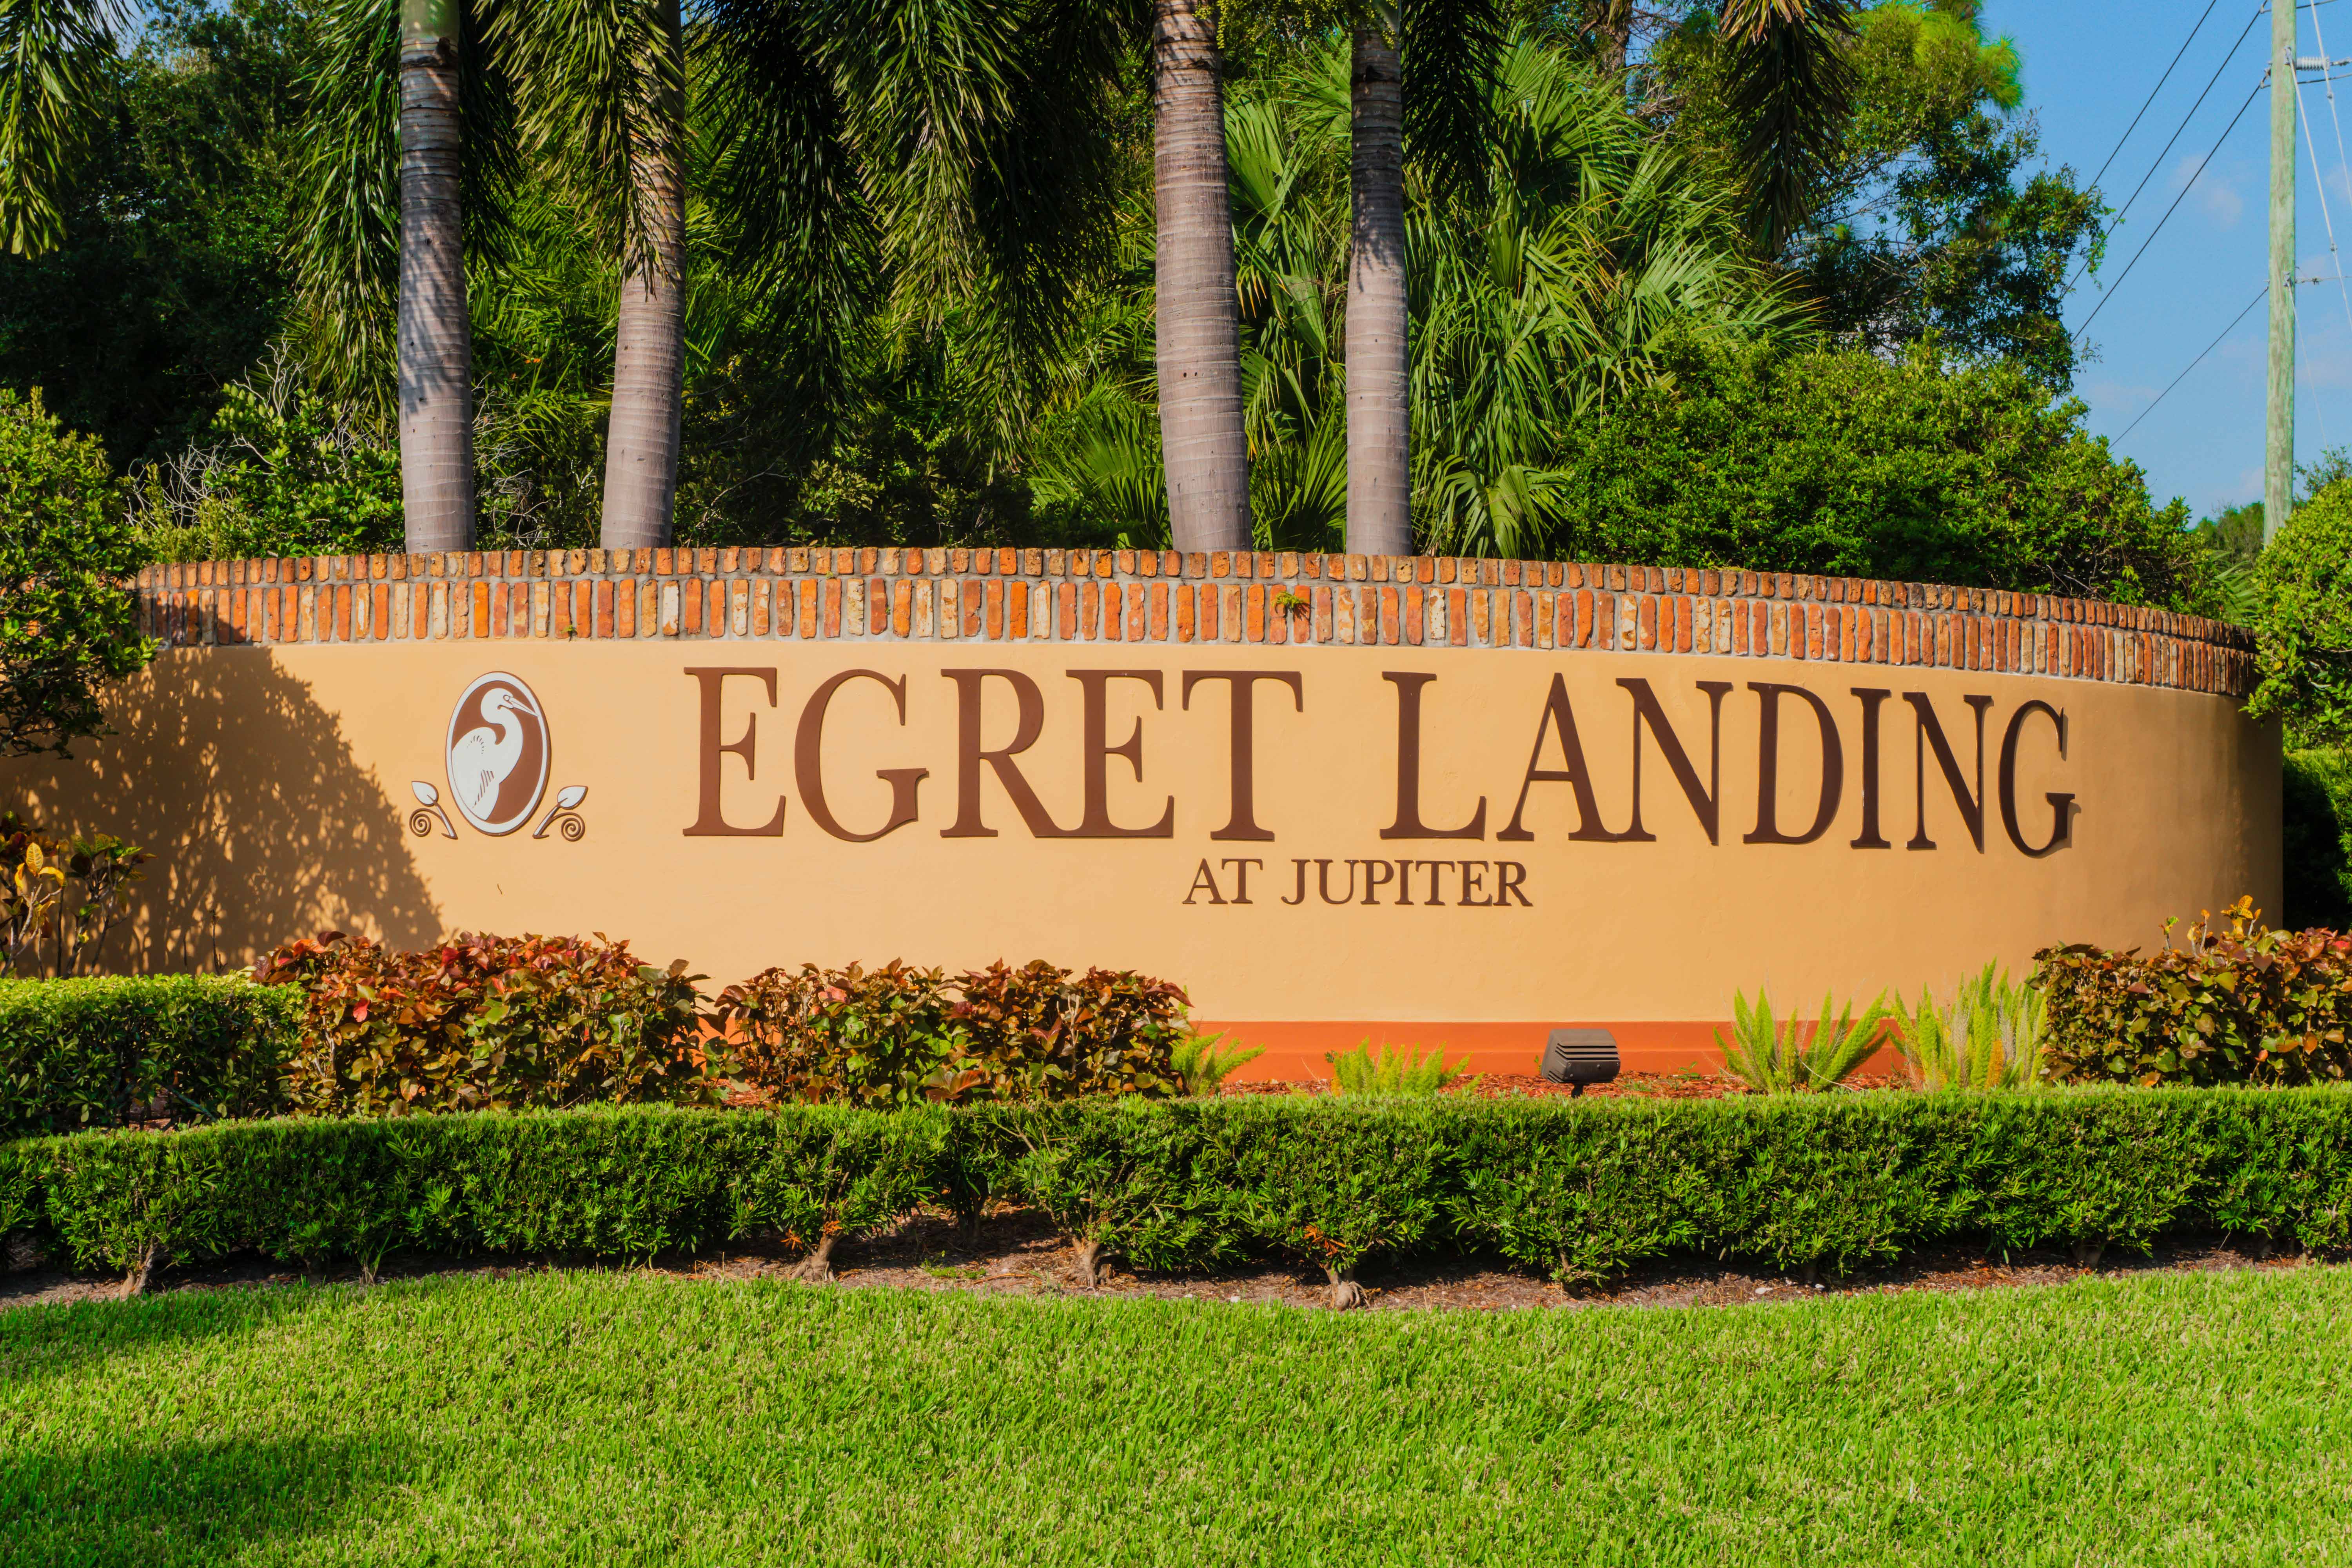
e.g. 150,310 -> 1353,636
1895,962 -> 2047,1090
1714,989 -> 1893,1093
1171,1032 -> 1265,1096
1323,1040 -> 1477,1095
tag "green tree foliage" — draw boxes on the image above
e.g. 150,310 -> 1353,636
2247,480 -> 2352,745
1540,333 -> 2211,606
0,390 -> 156,756
0,0 -> 303,464
129,351 -> 403,561
2281,749 -> 2352,932
1651,0 -> 2099,388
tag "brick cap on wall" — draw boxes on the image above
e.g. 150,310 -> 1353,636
132,548 -> 2259,699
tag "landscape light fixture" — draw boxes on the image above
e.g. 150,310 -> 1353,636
1540,1029 -> 1619,1095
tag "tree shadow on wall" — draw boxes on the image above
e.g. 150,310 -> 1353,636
0,653 -> 443,972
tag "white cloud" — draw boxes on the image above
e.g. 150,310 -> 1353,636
2170,153 -> 2246,228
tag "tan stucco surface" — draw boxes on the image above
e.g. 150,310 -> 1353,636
4,640 -> 2279,1075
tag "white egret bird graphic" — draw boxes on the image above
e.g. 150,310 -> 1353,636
450,685 -> 539,821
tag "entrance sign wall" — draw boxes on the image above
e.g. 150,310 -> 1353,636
4,547 -> 2278,1077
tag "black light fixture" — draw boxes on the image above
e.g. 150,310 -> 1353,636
1540,1028 -> 1619,1095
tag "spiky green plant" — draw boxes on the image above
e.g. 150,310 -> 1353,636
1895,962 -> 2046,1091
1714,988 -> 1892,1093
1324,1040 -> 1477,1095
1171,1032 -> 1265,1097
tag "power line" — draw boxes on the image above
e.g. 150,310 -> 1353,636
2076,76 -> 2267,342
2069,2 -> 2269,297
2089,0 -> 2222,195
2117,285 -> 2267,440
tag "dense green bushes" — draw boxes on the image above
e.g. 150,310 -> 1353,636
0,975 -> 301,1138
13,1090 -> 2352,1296
2034,900 -> 2352,1087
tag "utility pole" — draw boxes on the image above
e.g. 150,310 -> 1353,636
2270,0 -> 2298,544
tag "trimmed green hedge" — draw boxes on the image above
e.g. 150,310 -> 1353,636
0,975 -> 302,1139
11,1090 -> 2352,1287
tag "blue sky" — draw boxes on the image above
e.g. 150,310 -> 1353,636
1989,0 -> 2352,517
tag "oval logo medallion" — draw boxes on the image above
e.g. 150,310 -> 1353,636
444,672 -> 550,836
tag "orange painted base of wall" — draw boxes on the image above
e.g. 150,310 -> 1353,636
1195,1020 -> 1731,1082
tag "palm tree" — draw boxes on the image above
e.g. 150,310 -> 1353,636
1153,0 -> 1254,554
298,0 -> 519,552
1714,0 -> 1859,255
1033,33 -> 1806,555
0,0 -> 125,257
492,0 -> 689,550
1340,0 -> 1498,557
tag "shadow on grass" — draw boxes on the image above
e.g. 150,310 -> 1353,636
0,1281 -> 341,1394
0,1434 -> 412,1566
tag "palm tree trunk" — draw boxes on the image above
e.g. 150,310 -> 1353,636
1345,25 -> 1410,557
398,0 -> 476,551
599,0 -> 688,552
1152,0 -> 1252,554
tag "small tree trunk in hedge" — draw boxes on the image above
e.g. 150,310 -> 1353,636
122,1244 -> 158,1298
788,1233 -> 838,1283
1796,1261 -> 1819,1288
1072,1238 -> 1104,1289
2070,1240 -> 2103,1270
2249,1234 -> 2275,1261
1323,1263 -> 1366,1310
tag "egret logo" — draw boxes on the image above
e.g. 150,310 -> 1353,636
408,672 -> 588,841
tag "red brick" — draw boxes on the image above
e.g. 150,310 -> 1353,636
373,584 -> 391,639
1406,585 -> 1425,645
1008,581 -> 1028,639
1246,585 -> 1265,642
1151,584 -> 1168,641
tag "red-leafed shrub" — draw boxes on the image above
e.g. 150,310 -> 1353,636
949,961 -> 1187,1101
707,961 -> 960,1111
256,931 -> 715,1116
710,960 -> 1190,1105
2033,898 -> 2352,1086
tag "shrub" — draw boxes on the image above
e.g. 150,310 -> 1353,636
948,961 -> 1188,1101
1323,1040 -> 1475,1094
0,812 -> 152,976
0,973 -> 301,1138
729,1105 -> 947,1279
1209,1098 -> 1457,1307
2033,898 -> 2352,1087
708,961 -> 962,1109
2283,748 -> 2352,930
0,388 -> 157,756
1171,1031 -> 1263,1096
1539,338 -> 2214,612
256,931 -> 716,1116
2247,480 -> 2352,745
1715,989 -> 1893,1093
18,1090 -> 2352,1294
1000,1098 -> 1232,1287
1894,962 -> 2046,1090
711,960 -> 1191,1106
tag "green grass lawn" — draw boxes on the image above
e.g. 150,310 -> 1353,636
7,1266 -> 2352,1566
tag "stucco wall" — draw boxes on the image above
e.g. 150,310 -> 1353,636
1,548 -> 2278,1077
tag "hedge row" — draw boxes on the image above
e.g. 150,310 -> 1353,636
0,975 -> 303,1138
9,1089 -> 2352,1293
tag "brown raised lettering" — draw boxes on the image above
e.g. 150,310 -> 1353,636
1849,688 -> 1892,849
1618,679 -> 1731,844
683,667 -> 786,837
793,670 -> 927,842
1379,673 -> 1486,839
1905,692 -> 1994,851
1499,673 -> 1621,842
1744,683 -> 1844,846
940,669 -> 1073,838
1999,701 -> 2074,857
1181,670 -> 1304,841
1069,670 -> 1174,838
